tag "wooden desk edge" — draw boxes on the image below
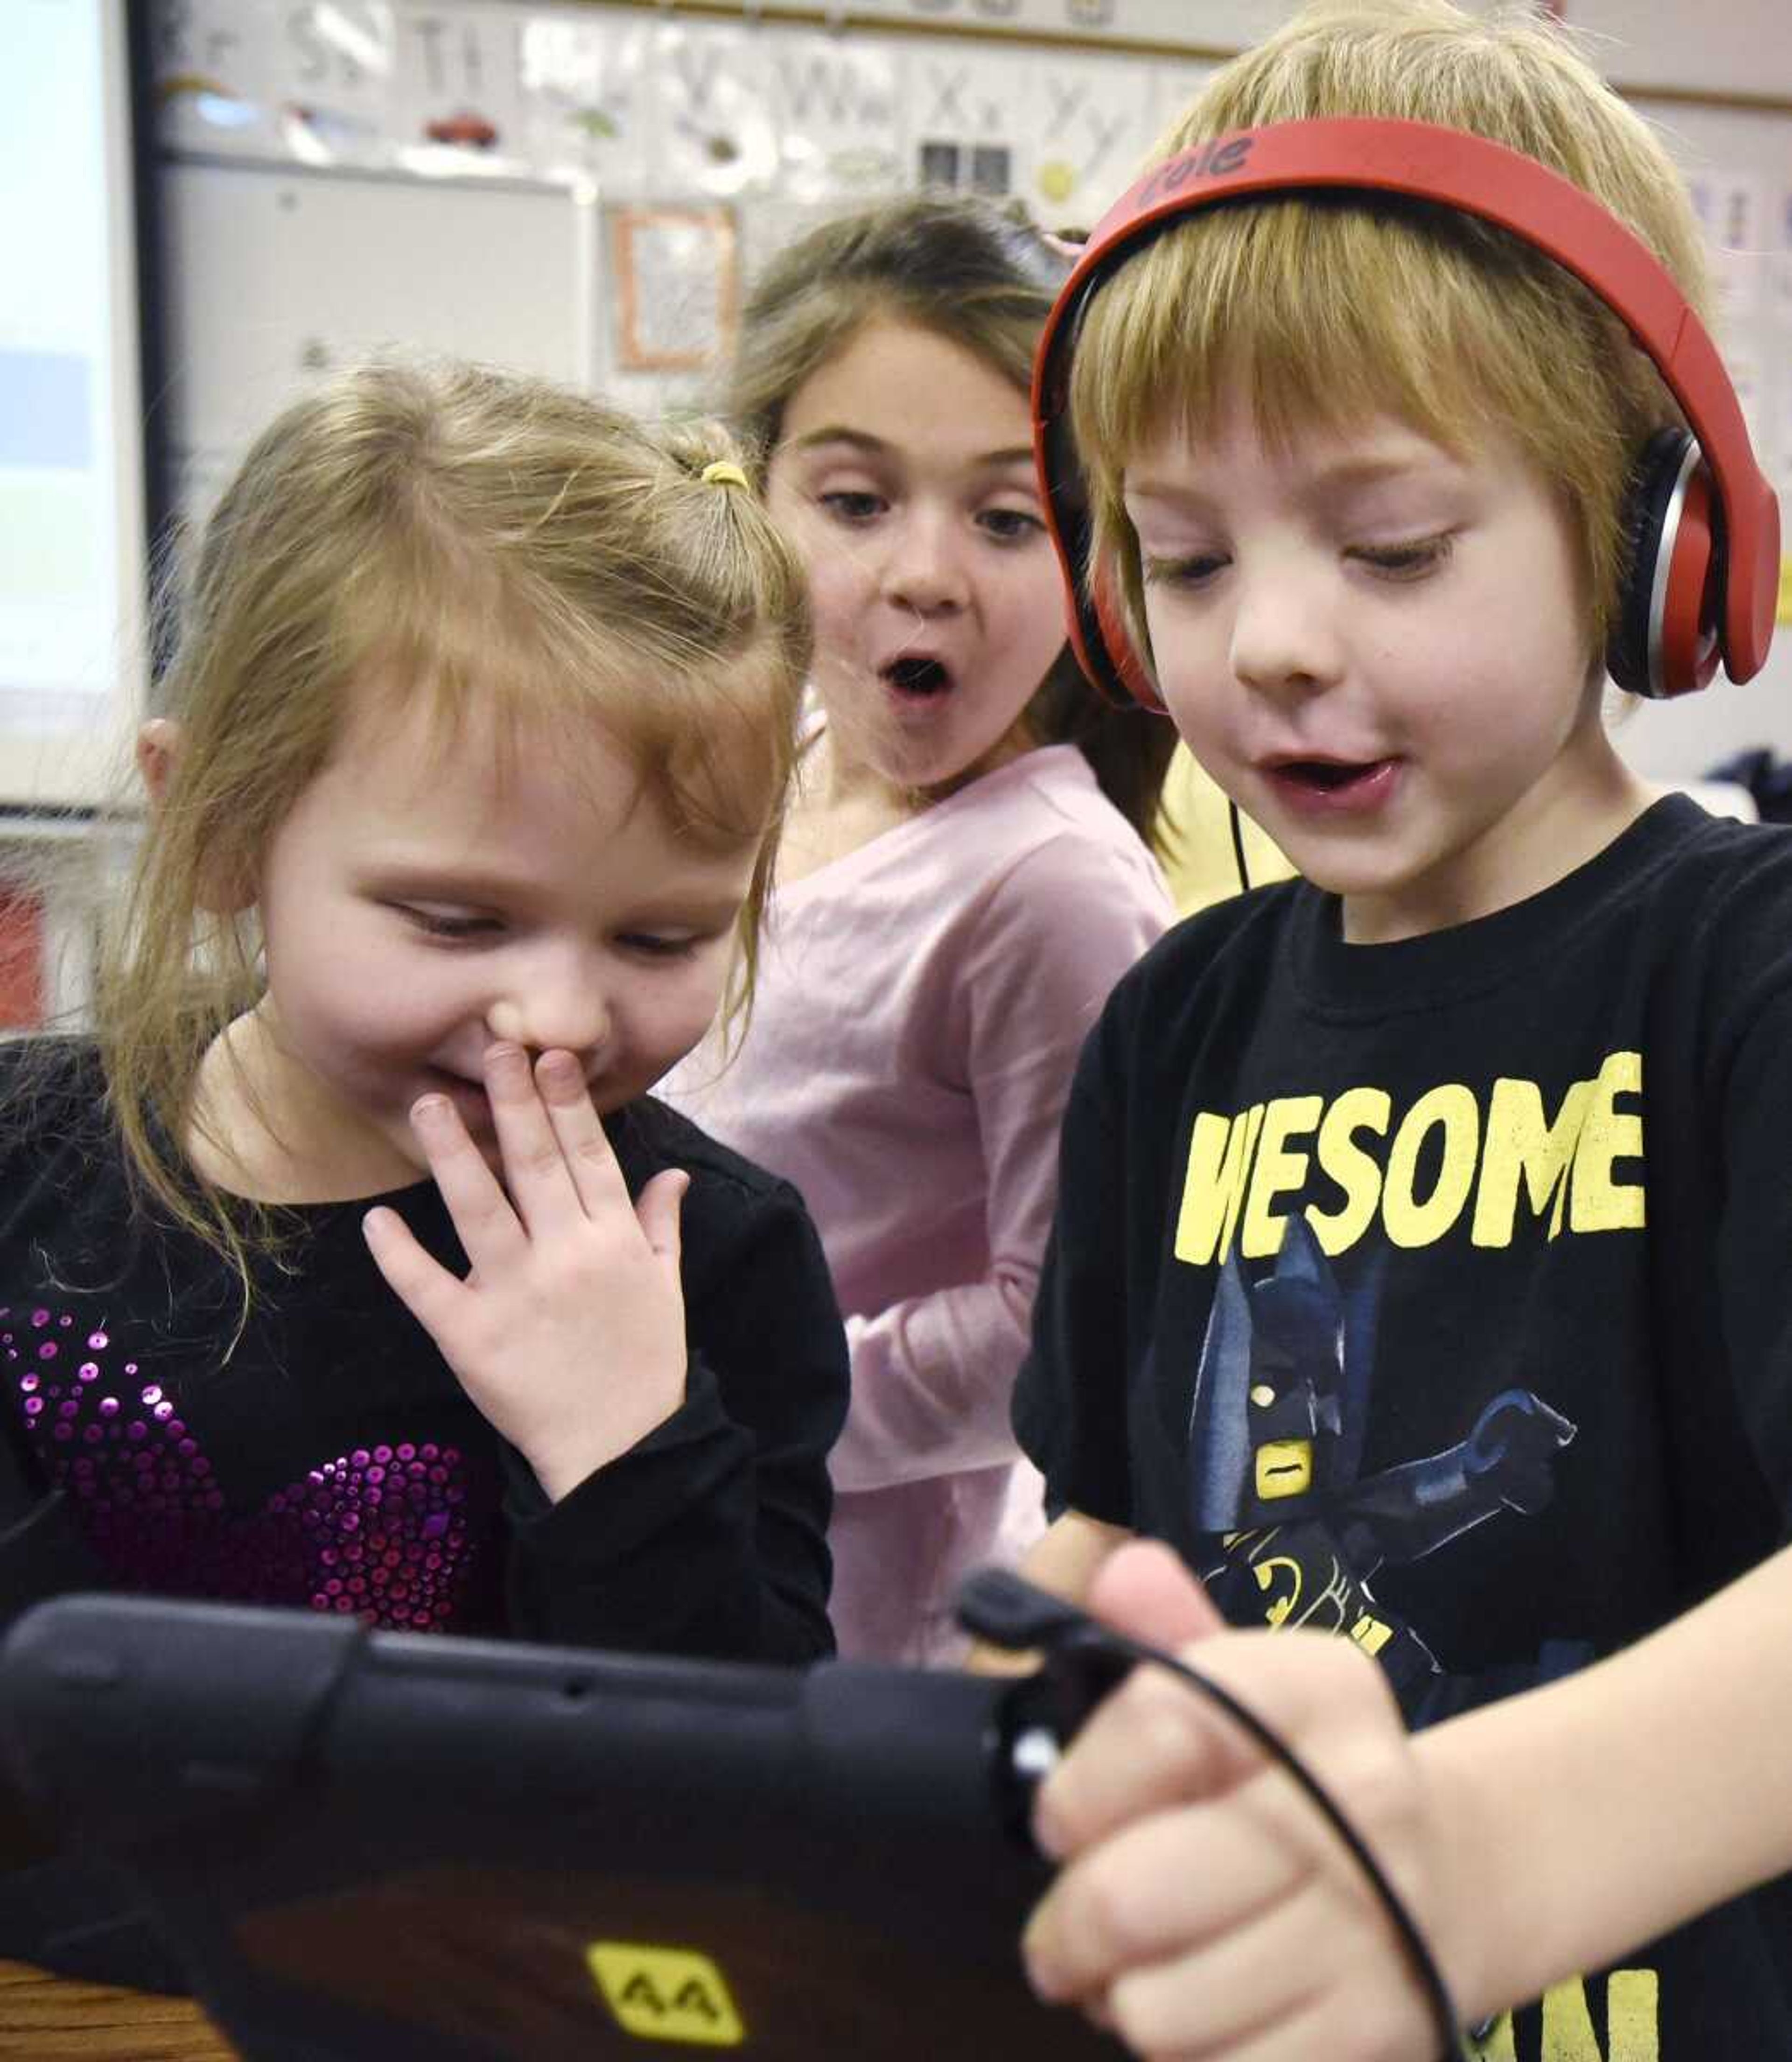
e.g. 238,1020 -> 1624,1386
0,1956 -> 237,2059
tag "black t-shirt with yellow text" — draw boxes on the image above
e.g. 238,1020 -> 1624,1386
1016,794 -> 1792,2054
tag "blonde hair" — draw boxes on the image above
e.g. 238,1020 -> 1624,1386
99,358 -> 809,1297
1069,0 -> 1713,671
727,195 -> 1177,838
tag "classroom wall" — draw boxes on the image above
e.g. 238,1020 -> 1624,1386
1558,0 -> 1792,102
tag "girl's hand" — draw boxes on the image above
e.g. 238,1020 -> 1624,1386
363,1043 -> 689,1501
1021,1543 -> 1456,2062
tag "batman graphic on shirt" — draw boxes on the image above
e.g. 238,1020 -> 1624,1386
1186,1214 -> 1576,1691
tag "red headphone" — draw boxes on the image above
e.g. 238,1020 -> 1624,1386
1033,117 -> 1781,709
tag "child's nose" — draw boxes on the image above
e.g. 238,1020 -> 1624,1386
486,965 -> 611,1066
882,508 -> 967,615
1229,574 -> 1339,697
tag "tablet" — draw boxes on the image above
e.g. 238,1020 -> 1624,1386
0,1594 -> 1120,2060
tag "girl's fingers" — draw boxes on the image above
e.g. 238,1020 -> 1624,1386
535,1049 -> 636,1222
410,1091 -> 526,1271
483,1042 -> 581,1233
363,1205 -> 465,1341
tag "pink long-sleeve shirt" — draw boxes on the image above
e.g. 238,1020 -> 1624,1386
659,746 -> 1171,1661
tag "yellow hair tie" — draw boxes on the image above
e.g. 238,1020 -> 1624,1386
700,460 -> 750,490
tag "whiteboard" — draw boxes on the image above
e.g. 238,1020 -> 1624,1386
160,159 -> 599,532
0,0 -> 148,808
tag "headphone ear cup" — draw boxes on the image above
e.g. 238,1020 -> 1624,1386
1656,465 -> 1721,697
1606,429 -> 1722,698
1090,567 -> 1167,713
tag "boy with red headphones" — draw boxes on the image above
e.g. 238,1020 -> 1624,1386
1006,0 -> 1786,2053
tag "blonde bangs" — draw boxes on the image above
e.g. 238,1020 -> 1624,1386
1070,196 -> 1654,667
333,464 -> 801,869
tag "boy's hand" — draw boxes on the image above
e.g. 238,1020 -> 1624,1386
1021,1542 -> 1455,2062
363,1042 -> 689,1501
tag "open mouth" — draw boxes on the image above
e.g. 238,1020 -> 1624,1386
1264,756 -> 1401,810
1280,758 -> 1385,791
883,654 -> 952,698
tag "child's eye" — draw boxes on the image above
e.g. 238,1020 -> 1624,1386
818,490 -> 885,525
397,906 -> 503,941
618,933 -> 705,961
1351,533 -> 1455,581
978,506 -> 1044,545
1141,551 -> 1228,590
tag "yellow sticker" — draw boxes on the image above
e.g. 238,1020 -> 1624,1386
586,1943 -> 746,2048
1778,556 -> 1792,628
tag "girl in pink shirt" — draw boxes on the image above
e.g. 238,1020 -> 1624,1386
662,198 -> 1173,1662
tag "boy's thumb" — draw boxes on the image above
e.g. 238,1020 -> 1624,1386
1087,1538 -> 1226,1649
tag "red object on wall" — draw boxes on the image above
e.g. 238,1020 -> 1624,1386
0,886 -> 47,1031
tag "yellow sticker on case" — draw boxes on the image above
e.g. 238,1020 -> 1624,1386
586,1942 -> 747,2047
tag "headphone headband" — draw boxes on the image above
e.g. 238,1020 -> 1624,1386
1034,117 -> 1779,701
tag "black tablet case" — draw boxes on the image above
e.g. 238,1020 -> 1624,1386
0,1594 -> 1120,2060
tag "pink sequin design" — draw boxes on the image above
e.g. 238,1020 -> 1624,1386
7,1305 -> 483,1631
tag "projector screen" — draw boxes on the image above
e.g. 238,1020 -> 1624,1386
0,0 -> 150,808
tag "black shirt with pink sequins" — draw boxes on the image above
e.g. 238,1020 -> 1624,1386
0,1041 -> 847,1664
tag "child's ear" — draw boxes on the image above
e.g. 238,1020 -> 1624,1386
135,718 -> 256,915
134,717 -> 183,810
